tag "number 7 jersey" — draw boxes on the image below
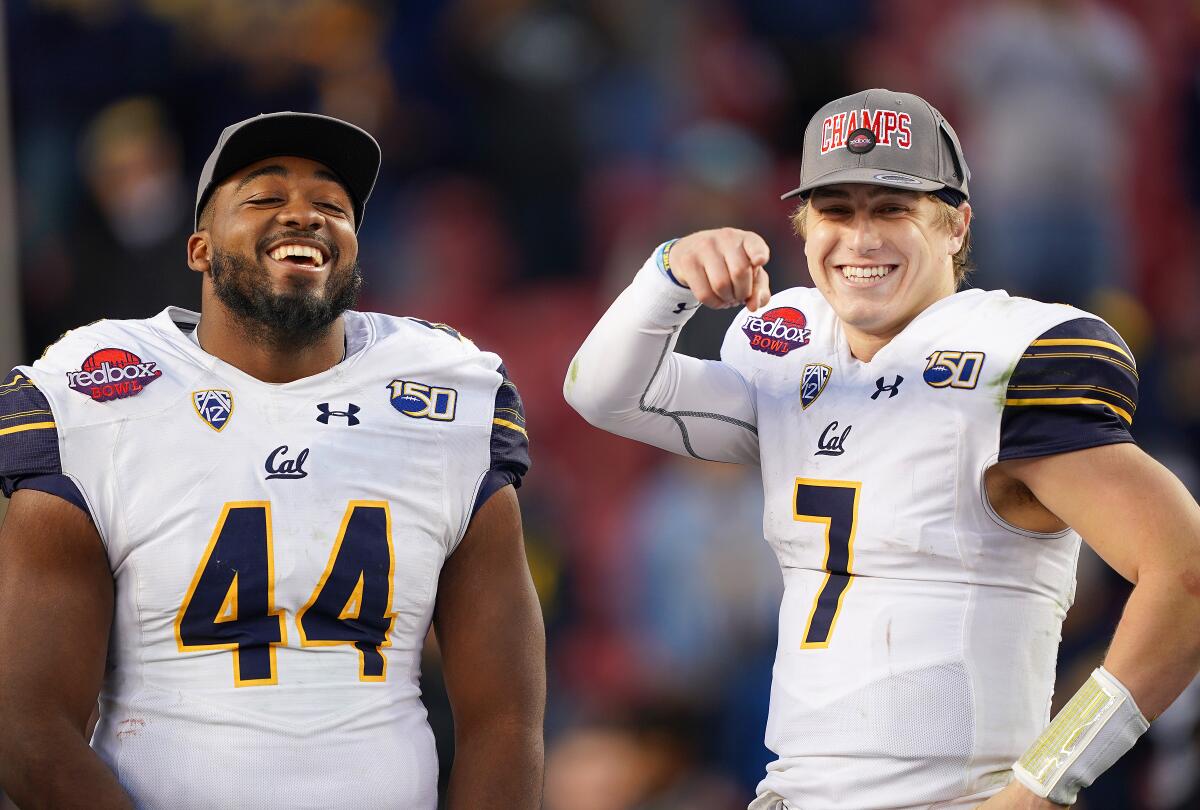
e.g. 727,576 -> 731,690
0,308 -> 530,810
721,286 -> 1137,809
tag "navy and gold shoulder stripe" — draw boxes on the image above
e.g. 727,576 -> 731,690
0,369 -> 90,517
999,319 -> 1137,461
0,369 -> 56,453
472,364 -> 531,517
0,370 -> 56,440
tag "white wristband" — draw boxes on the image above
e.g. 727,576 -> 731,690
1012,666 -> 1149,805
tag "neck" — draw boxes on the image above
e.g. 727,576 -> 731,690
843,327 -> 895,363
196,295 -> 347,384
842,285 -> 957,362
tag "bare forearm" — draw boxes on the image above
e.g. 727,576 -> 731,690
445,719 -> 544,810
1102,569 -> 1200,720
0,722 -> 131,810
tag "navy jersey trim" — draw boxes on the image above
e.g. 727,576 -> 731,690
999,319 -> 1137,461
7,473 -> 91,517
470,364 -> 530,518
0,369 -> 63,482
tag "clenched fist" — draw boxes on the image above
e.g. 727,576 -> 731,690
668,228 -> 772,311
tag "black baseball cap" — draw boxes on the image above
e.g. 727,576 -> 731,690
194,111 -> 381,232
782,89 -> 970,203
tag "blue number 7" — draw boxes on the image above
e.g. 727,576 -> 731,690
794,479 -> 861,649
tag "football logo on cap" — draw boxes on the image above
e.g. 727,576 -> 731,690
846,128 -> 876,155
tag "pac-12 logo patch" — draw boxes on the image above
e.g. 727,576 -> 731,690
388,380 -> 457,421
800,363 -> 831,409
923,351 -> 985,389
66,348 -> 162,402
743,307 -> 811,357
193,389 -> 233,432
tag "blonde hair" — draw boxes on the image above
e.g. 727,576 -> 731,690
790,193 -> 973,286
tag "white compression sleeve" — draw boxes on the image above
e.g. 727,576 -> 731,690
1012,666 -> 1150,805
564,247 -> 759,464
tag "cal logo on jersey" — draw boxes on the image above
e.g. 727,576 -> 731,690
923,351 -> 985,389
743,307 -> 811,357
800,363 -> 831,409
388,380 -> 457,421
67,348 -> 162,402
193,389 -> 233,432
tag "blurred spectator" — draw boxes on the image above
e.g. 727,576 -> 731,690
940,0 -> 1149,308
24,96 -> 198,354
619,457 -> 779,697
544,707 -> 744,810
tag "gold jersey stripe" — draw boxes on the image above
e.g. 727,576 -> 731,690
494,406 -> 525,422
0,421 -> 56,437
1005,397 -> 1132,425
0,408 -> 52,422
1029,338 -> 1133,363
492,417 -> 528,437
0,381 -> 34,398
1019,351 -> 1138,379
1007,383 -> 1136,411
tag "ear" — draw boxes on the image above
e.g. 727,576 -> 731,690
947,202 -> 972,255
187,232 -> 211,274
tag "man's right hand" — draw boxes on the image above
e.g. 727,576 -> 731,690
668,228 -> 772,311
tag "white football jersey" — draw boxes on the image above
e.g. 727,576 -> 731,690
566,250 -> 1138,809
3,308 -> 529,809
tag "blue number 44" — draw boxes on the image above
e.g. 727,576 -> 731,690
175,501 -> 397,686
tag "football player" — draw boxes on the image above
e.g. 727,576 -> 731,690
564,89 -> 1200,809
0,113 -> 545,809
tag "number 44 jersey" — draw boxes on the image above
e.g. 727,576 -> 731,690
0,308 -> 530,810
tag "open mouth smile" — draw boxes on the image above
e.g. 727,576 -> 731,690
265,239 -> 331,271
837,264 -> 897,285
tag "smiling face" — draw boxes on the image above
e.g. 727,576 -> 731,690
189,155 -> 362,347
801,184 -> 970,356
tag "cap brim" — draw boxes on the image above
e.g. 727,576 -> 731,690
780,167 -> 945,200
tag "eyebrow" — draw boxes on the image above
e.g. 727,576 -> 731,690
810,188 -> 915,204
234,164 -> 347,194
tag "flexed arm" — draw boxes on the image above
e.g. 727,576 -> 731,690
564,229 -> 772,464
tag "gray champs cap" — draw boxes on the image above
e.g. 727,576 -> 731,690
781,89 -> 970,202
195,111 -> 381,232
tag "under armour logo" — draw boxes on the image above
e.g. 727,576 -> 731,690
265,445 -> 309,480
316,402 -> 361,425
871,375 -> 903,400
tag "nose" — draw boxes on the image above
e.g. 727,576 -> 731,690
276,197 -> 325,232
847,213 -> 882,254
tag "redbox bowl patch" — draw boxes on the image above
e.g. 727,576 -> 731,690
743,307 -> 812,356
67,348 -> 162,402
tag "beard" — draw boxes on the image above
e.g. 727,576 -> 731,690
209,239 -> 362,350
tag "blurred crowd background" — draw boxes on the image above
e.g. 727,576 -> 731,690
3,0 -> 1199,808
